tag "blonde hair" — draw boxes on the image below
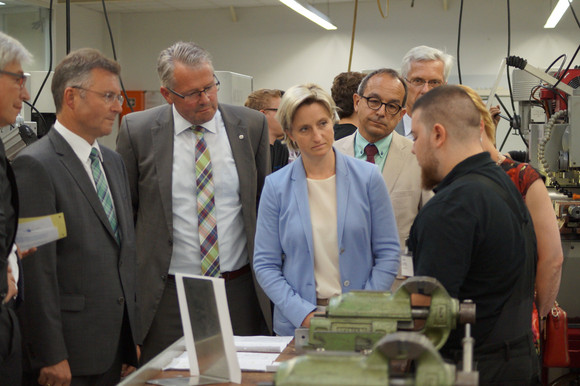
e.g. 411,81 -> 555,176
276,83 -> 338,151
458,85 -> 496,145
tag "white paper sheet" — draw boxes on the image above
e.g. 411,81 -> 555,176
163,350 -> 281,373
234,335 -> 293,353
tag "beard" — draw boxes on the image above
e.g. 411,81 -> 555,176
419,150 -> 441,190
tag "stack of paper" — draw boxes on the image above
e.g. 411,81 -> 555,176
164,335 -> 293,372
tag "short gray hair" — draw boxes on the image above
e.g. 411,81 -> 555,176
0,31 -> 32,70
276,83 -> 338,152
157,41 -> 213,88
51,48 -> 120,113
400,45 -> 454,82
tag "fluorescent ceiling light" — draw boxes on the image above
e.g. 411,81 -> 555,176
0,2 -> 5,5
544,0 -> 572,28
279,0 -> 337,30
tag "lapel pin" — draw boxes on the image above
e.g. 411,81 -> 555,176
239,134 -> 245,140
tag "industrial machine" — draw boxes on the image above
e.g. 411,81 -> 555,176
276,329 -> 477,386
0,114 -> 37,160
506,56 -> 580,320
295,277 -> 476,353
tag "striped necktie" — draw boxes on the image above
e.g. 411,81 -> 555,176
89,148 -> 120,244
192,126 -> 220,277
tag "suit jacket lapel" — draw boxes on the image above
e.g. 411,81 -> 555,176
49,129 -> 115,239
334,134 -> 355,157
101,149 -> 127,244
291,158 -> 315,263
151,106 -> 175,234
382,133 -> 407,194
220,105 -> 252,187
334,151 -> 349,250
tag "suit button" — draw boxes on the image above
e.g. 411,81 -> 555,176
343,280 -> 350,287
161,274 -> 167,281
117,297 -> 125,305
168,238 -> 173,246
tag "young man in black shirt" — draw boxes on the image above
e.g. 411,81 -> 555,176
409,85 -> 539,385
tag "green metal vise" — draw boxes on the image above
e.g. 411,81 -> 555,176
275,331 -> 460,386
295,276 -> 475,353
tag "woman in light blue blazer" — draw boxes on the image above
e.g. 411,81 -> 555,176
253,84 -> 400,336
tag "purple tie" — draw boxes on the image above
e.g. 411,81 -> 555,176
364,144 -> 379,164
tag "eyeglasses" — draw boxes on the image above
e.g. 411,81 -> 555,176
360,96 -> 402,115
167,76 -> 221,101
405,77 -> 443,89
263,108 -> 278,112
0,70 -> 30,89
72,86 -> 124,105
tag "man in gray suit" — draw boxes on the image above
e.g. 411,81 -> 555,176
334,68 -> 431,251
116,41 -> 272,364
395,46 -> 454,140
13,48 -> 138,385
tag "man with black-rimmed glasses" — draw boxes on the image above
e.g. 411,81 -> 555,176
335,68 -> 432,259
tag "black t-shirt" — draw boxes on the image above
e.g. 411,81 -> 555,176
409,152 -> 536,352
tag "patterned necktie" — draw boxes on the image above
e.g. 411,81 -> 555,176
89,148 -> 120,244
192,126 -> 220,277
364,144 -> 379,164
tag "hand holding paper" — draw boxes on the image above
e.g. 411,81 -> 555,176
16,213 -> 67,250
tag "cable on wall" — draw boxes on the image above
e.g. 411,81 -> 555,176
101,0 -> 133,112
32,0 -> 53,110
456,0 -> 464,84
347,0 -> 359,71
552,43 -> 580,92
376,0 -> 389,18
568,0 -> 580,29
501,0 -> 528,151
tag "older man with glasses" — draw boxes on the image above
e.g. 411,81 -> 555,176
0,31 -> 32,385
117,41 -> 272,364
395,46 -> 454,140
335,68 -> 432,263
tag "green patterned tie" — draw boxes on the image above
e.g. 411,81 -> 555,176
192,126 -> 220,277
89,148 -> 120,244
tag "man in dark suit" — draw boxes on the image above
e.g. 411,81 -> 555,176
13,48 -> 138,385
0,31 -> 32,386
116,41 -> 272,364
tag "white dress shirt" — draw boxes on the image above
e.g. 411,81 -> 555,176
53,121 -> 114,198
402,114 -> 413,139
169,106 -> 247,275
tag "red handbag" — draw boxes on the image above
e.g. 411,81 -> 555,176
543,302 -> 570,367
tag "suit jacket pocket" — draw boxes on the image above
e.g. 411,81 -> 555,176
60,294 -> 85,311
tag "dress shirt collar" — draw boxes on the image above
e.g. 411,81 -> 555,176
353,130 -> 393,158
53,120 -> 103,163
172,104 -> 220,135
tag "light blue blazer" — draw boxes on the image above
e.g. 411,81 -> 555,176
253,149 -> 400,336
